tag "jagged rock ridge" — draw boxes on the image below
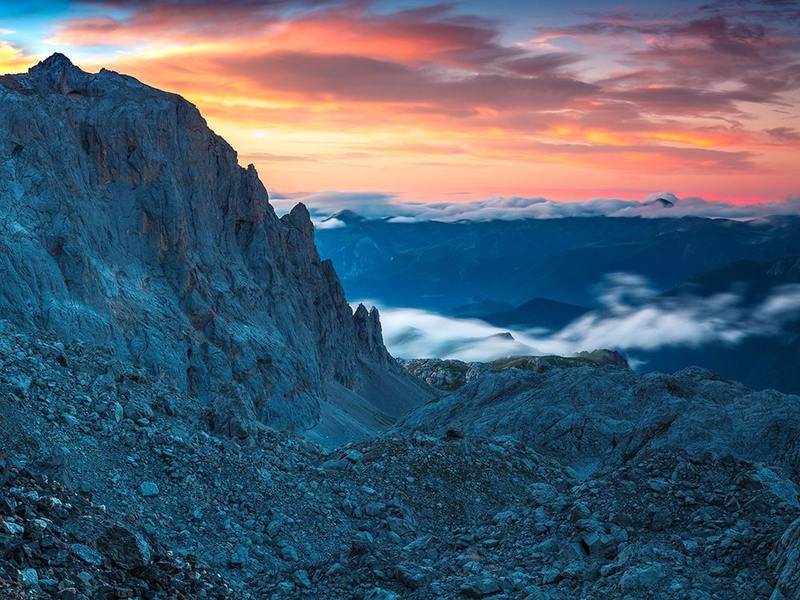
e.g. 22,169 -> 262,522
0,53 -> 430,443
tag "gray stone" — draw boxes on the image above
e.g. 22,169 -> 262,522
17,568 -> 38,588
365,501 -> 385,517
229,546 -> 248,568
111,402 -> 124,423
396,565 -> 427,590
2,520 -> 24,535
351,531 -> 374,554
279,545 -> 299,562
321,459 -> 349,471
294,569 -> 312,589
8,374 -> 32,399
96,525 -> 152,570
365,588 -> 400,600
460,576 -> 501,597
139,481 -> 159,497
528,483 -> 559,506
619,564 -> 666,593
769,517 -> 800,599
70,543 -> 104,567
343,449 -> 364,462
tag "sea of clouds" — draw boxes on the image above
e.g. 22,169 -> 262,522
271,191 -> 800,226
271,190 -> 800,362
363,274 -> 800,363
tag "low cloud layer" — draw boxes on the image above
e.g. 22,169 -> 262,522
272,191 -> 800,223
367,274 -> 800,362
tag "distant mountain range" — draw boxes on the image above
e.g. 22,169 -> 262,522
315,213 -> 800,393
454,297 -> 591,330
640,256 -> 800,393
666,255 -> 800,302
315,212 -> 800,309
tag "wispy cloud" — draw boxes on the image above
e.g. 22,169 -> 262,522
372,274 -> 800,361
368,305 -> 536,362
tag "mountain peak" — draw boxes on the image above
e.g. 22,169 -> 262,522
328,209 -> 366,224
651,197 -> 675,208
30,53 -> 79,74
489,331 -> 515,340
0,55 -> 431,443
23,53 -> 90,96
644,191 -> 678,208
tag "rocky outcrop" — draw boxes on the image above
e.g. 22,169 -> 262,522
400,350 -> 628,392
769,517 -> 800,600
0,451 -> 233,598
0,54 -> 430,442
397,361 -> 800,481
353,303 -> 392,365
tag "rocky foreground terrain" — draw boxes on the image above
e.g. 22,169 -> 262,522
2,326 -> 800,599
2,55 -> 800,599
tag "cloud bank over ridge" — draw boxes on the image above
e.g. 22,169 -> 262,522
271,191 -> 800,223
368,274 -> 800,363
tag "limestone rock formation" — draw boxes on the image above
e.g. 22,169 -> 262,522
353,304 -> 391,365
397,360 -> 800,480
400,351 -> 628,392
0,54 -> 430,443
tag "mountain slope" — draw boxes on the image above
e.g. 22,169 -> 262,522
448,299 -> 514,319
0,54 -> 430,443
2,324 -> 798,599
480,297 -> 590,330
666,255 -> 800,301
314,213 -> 800,309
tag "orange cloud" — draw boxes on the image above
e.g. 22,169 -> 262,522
0,41 -> 35,73
3,0 -> 799,203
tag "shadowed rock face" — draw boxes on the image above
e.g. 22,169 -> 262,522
0,54 -> 430,440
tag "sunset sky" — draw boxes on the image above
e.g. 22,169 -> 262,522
1,0 -> 799,204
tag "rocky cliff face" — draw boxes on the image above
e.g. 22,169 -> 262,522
0,54 -> 429,442
770,516 -> 800,600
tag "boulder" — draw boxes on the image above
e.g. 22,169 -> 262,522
96,525 -> 152,570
